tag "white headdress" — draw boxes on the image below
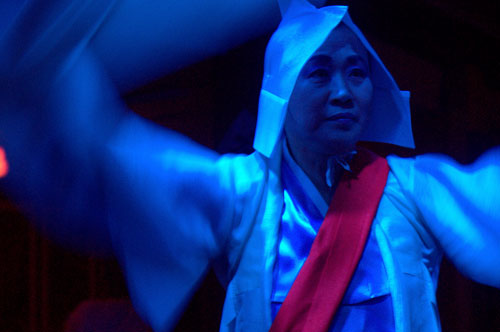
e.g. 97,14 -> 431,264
253,0 -> 414,157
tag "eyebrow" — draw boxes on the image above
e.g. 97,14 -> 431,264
306,54 -> 369,67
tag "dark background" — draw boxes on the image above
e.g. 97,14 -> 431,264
1,0 -> 499,331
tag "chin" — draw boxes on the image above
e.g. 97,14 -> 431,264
310,139 -> 357,157
318,132 -> 362,156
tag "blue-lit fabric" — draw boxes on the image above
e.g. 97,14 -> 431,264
271,146 -> 394,331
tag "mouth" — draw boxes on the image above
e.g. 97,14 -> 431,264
326,112 -> 358,122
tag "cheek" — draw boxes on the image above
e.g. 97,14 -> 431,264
288,91 -> 328,128
286,105 -> 315,133
354,81 -> 373,120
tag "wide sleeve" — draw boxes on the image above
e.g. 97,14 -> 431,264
0,0 -> 280,92
88,0 -> 280,92
0,1 -> 260,330
102,117 -> 245,331
0,0 -> 125,253
388,149 -> 500,288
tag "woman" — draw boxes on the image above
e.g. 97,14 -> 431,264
0,0 -> 499,331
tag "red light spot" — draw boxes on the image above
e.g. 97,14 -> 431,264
0,147 -> 8,178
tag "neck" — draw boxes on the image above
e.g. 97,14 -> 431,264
285,140 -> 347,203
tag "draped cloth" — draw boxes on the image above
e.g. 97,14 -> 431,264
270,149 -> 390,332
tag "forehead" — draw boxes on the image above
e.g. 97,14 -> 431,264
309,24 -> 369,63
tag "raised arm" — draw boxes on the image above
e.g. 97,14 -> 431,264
88,0 -> 281,91
0,0 -> 282,249
0,0 -> 124,253
0,1 -> 272,329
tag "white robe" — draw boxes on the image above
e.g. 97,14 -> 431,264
107,143 -> 500,331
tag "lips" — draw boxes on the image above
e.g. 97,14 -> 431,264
326,112 -> 358,121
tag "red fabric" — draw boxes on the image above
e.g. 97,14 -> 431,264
270,149 -> 389,332
0,146 -> 8,178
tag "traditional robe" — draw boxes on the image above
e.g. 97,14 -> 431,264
107,143 -> 500,332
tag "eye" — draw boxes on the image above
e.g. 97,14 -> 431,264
347,67 -> 368,82
307,68 -> 331,83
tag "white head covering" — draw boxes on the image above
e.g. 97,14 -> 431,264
253,0 -> 414,157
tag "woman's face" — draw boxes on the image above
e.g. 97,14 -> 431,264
284,24 -> 373,156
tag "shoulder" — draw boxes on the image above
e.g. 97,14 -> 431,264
387,148 -> 500,194
377,155 -> 443,274
216,151 -> 272,194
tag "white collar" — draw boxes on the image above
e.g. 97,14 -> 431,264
282,140 -> 329,216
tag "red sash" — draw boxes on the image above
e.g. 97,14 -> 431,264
269,149 -> 389,332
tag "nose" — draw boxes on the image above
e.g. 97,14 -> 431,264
329,73 -> 352,107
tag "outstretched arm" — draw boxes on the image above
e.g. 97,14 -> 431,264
0,0 -> 281,252
389,151 -> 500,288
0,1 -> 274,329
